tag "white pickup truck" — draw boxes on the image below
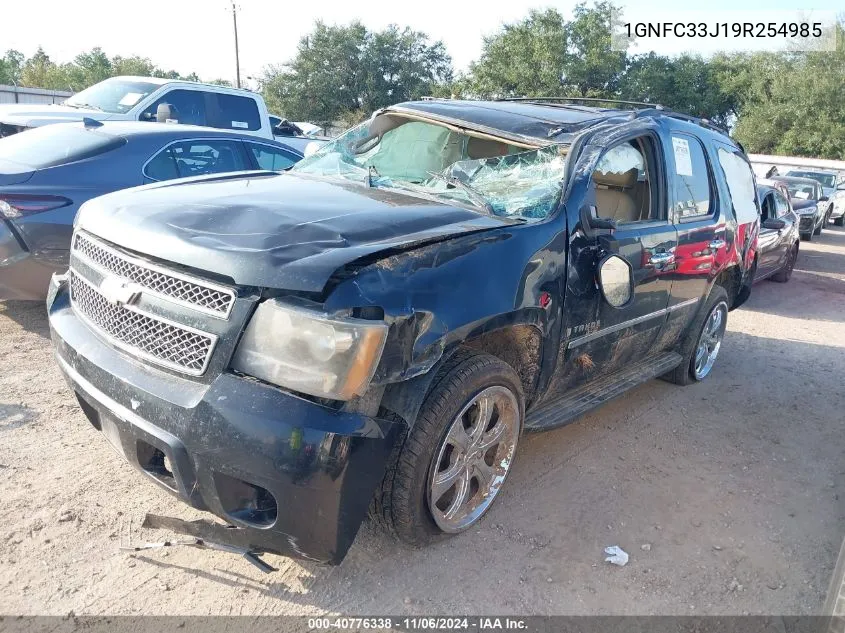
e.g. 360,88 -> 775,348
0,76 -> 279,139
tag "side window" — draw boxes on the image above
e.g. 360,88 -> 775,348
146,140 -> 249,179
760,192 -> 775,221
141,90 -> 207,126
247,143 -> 298,171
774,191 -> 791,217
669,134 -> 711,219
209,94 -> 261,131
591,136 -> 659,223
144,148 -> 179,181
717,147 -> 759,225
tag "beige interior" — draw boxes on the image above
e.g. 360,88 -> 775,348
593,168 -> 639,222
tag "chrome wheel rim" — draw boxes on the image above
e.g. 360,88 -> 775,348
694,301 -> 728,380
427,385 -> 520,533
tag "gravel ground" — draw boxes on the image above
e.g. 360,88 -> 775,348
1,226 -> 844,616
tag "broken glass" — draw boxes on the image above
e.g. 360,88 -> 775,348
292,115 -> 568,222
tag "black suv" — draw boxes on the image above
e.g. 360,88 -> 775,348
47,99 -> 759,564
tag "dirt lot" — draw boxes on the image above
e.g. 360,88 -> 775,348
1,227 -> 844,616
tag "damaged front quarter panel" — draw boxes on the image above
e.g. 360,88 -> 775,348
323,217 -> 569,425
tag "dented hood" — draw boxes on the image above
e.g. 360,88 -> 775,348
76,172 -> 509,292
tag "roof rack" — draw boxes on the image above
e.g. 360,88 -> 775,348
498,96 -> 730,136
496,96 -> 666,110
653,110 -> 729,135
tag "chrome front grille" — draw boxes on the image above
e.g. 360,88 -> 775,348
72,232 -> 235,317
69,271 -> 217,375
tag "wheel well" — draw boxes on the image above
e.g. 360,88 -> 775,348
714,265 -> 741,309
461,324 -> 542,404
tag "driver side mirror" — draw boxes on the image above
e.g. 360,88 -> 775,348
761,218 -> 786,230
819,195 -> 829,202
598,254 -> 633,308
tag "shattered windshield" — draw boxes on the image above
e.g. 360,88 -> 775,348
291,115 -> 567,221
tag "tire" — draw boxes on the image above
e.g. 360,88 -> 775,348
662,286 -> 729,386
372,349 -> 524,546
814,219 -> 823,236
771,244 -> 798,283
801,231 -> 813,242
835,214 -> 845,227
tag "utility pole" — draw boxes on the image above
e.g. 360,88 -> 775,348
231,1 -> 241,88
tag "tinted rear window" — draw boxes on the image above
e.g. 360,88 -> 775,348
211,94 -> 261,131
0,125 -> 126,169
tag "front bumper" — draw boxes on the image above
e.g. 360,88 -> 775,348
798,214 -> 816,233
47,275 -> 405,564
0,221 -> 61,300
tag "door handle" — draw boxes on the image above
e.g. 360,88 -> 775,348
709,239 -> 726,250
649,252 -> 674,266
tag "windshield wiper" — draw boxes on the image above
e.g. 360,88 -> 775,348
66,102 -> 103,112
426,171 -> 495,215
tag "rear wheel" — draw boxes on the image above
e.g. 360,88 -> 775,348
801,231 -> 813,242
373,350 -> 523,545
663,286 -> 729,386
771,244 -> 798,283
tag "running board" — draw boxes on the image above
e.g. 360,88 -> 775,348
525,352 -> 683,431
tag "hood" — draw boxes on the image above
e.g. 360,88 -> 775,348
0,103 -> 113,128
77,172 -> 511,293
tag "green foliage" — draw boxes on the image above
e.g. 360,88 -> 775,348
463,4 -> 843,158
0,50 -> 25,84
7,47 -> 203,92
260,21 -> 452,126
731,25 -> 845,158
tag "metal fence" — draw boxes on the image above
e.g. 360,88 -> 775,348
0,84 -> 73,105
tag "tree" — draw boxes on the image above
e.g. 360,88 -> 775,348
261,21 -> 452,126
466,3 -> 625,98
0,49 -> 25,85
563,1 -> 626,96
112,55 -> 157,77
468,9 -> 569,98
731,27 -> 845,158
20,48 -> 68,90
65,47 -> 112,91
620,53 -> 737,125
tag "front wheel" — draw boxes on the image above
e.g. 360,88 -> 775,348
663,286 -> 729,386
814,219 -> 823,236
801,231 -> 813,242
373,350 -> 524,545
834,214 -> 845,227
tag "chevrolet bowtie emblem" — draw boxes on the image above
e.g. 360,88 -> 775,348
99,275 -> 142,307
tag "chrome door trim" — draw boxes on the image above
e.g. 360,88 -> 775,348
567,297 -> 699,349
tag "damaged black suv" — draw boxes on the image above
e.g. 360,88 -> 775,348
47,98 -> 759,564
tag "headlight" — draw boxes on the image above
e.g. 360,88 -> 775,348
797,205 -> 818,215
232,299 -> 387,400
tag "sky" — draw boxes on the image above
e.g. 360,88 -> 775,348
3,0 -> 842,88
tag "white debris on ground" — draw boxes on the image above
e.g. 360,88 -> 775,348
604,546 -> 629,567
